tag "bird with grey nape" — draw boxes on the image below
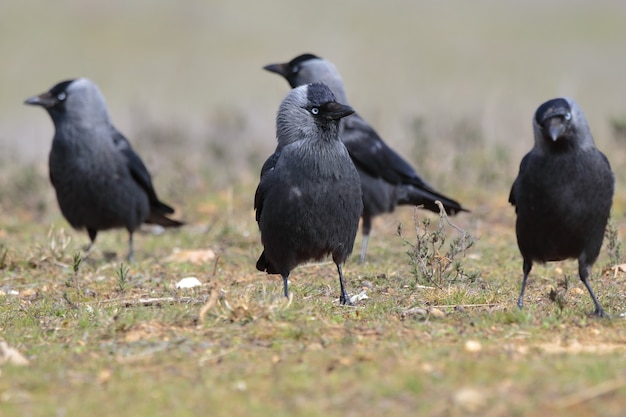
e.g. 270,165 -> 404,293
264,53 -> 467,263
255,82 -> 362,304
24,78 -> 183,261
509,97 -> 614,317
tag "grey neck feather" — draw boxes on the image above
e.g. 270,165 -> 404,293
300,60 -> 350,105
275,86 -> 339,148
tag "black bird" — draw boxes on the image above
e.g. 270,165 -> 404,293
263,53 -> 467,262
509,97 -> 614,317
25,78 -> 183,261
255,82 -> 363,304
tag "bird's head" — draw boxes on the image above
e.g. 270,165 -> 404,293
25,78 -> 110,126
264,54 -> 349,104
533,97 -> 594,151
276,82 -> 354,146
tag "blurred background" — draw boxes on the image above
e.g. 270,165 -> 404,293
1,0 -> 625,221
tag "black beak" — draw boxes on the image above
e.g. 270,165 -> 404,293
546,118 -> 566,141
263,62 -> 289,77
24,92 -> 56,108
322,102 -> 354,120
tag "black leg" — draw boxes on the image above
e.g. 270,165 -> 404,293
337,263 -> 353,305
281,273 -> 290,299
85,228 -> 98,252
517,258 -> 532,309
578,261 -> 608,318
359,215 -> 372,264
127,233 -> 134,262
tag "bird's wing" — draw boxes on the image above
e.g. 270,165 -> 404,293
112,128 -> 174,214
341,113 -> 434,190
509,153 -> 531,207
254,148 -> 282,222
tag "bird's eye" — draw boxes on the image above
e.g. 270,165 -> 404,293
57,92 -> 67,101
292,65 -> 299,74
564,112 -> 571,121
310,107 -> 319,115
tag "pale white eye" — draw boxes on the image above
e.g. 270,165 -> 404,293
311,107 -> 319,115
564,112 -> 571,121
57,92 -> 67,101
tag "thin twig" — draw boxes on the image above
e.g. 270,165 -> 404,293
198,347 -> 239,366
198,284 -> 219,324
431,303 -> 500,309
62,292 -> 79,310
555,376 -> 626,408
81,296 -> 203,307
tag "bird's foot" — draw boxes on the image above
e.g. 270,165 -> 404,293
592,307 -> 610,319
339,294 -> 353,306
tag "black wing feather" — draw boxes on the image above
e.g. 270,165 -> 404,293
112,129 -> 174,214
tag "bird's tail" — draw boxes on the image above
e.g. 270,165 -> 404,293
152,200 -> 175,215
256,251 -> 268,272
145,213 -> 184,227
397,184 -> 468,215
144,199 -> 183,227
256,250 -> 280,274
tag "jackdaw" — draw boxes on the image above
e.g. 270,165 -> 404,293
264,53 -> 467,262
24,78 -> 183,261
255,82 -> 362,304
509,97 -> 614,317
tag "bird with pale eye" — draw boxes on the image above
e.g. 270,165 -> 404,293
255,82 -> 362,304
510,97 -> 614,317
264,53 -> 468,263
24,78 -> 184,261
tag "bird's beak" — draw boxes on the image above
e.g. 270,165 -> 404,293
323,102 -> 355,120
263,62 -> 289,77
24,92 -> 56,108
546,118 -> 565,141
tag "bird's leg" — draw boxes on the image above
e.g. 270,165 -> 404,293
337,263 -> 353,305
84,228 -> 98,254
578,261 -> 608,318
359,235 -> 369,264
517,258 -> 532,309
127,233 -> 135,263
281,273 -> 290,299
359,216 -> 372,264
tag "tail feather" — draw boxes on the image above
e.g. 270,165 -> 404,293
397,184 -> 468,215
145,212 -> 184,227
152,200 -> 175,215
256,250 -> 280,274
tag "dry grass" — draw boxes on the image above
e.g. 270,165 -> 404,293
2,185 -> 626,417
2,1 -> 626,416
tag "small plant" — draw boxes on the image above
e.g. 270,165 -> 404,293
46,226 -> 72,260
117,263 -> 130,293
0,243 -> 8,269
604,215 -> 623,267
72,252 -> 82,274
63,252 -> 84,311
399,202 -> 476,288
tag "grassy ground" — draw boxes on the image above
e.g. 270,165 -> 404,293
2,183 -> 626,417
2,1 -> 626,416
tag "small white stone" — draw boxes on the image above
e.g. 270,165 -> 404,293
464,340 -> 482,352
350,290 -> 369,304
176,277 -> 202,289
